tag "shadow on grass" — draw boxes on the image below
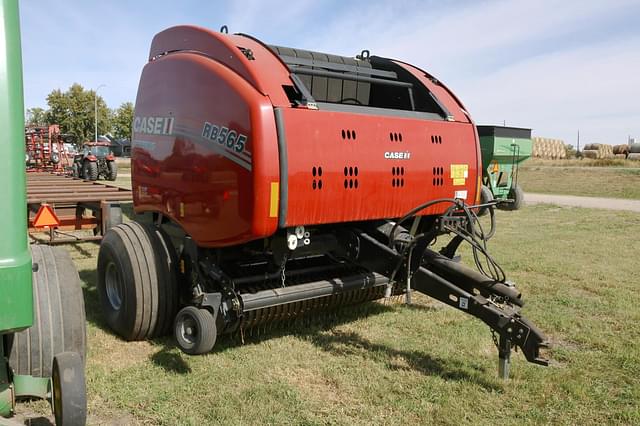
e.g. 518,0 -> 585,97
209,302 -> 499,390
76,266 -> 498,388
308,329 -> 500,391
66,241 -> 97,258
15,416 -> 53,426
150,347 -> 192,374
79,268 -> 192,375
78,269 -> 111,334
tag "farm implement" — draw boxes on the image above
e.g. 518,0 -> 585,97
98,25 -> 549,377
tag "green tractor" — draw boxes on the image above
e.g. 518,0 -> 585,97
477,125 -> 532,213
1,1 -> 87,424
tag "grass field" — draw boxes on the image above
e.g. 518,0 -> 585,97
18,203 -> 640,425
518,163 -> 640,199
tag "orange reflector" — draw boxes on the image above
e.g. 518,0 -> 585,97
33,204 -> 60,228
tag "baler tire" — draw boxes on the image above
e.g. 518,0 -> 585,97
107,161 -> 117,181
174,306 -> 217,355
500,184 -> 524,211
7,245 -> 86,378
97,221 -> 178,341
478,185 -> 493,217
52,352 -> 87,426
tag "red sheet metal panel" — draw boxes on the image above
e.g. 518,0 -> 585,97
280,107 -> 478,226
132,52 -> 280,247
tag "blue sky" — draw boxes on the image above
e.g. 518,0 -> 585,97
19,0 -> 640,146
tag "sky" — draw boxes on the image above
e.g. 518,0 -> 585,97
19,0 -> 640,146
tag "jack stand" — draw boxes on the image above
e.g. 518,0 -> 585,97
498,335 -> 511,379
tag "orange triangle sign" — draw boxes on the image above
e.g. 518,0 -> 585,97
33,204 -> 60,228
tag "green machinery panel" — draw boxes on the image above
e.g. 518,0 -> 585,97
0,0 -> 33,333
477,126 -> 532,198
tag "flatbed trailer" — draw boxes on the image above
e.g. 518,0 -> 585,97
26,172 -> 131,243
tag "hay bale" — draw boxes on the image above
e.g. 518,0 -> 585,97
614,154 -> 627,159
582,149 -> 598,159
613,144 -> 629,155
532,136 -> 566,159
628,153 -> 640,161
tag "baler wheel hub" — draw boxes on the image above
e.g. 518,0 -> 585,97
105,262 -> 123,311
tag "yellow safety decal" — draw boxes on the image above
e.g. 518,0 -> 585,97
269,182 -> 279,218
450,164 -> 468,186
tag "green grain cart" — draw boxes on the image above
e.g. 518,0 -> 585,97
477,125 -> 532,211
0,1 -> 87,424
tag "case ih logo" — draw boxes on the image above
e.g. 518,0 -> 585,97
384,151 -> 411,160
133,116 -> 174,135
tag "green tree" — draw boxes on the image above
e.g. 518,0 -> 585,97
111,102 -> 134,140
26,107 -> 47,126
45,83 -> 111,142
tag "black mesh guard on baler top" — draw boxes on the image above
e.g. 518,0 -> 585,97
268,45 -> 452,118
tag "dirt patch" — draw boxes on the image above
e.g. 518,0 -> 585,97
273,366 -> 353,406
89,337 -> 157,371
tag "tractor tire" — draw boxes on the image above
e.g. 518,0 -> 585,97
83,161 -> 98,181
107,160 -> 118,181
477,185 -> 494,217
97,221 -> 179,341
52,352 -> 87,426
499,184 -> 524,211
174,306 -> 217,355
7,245 -> 86,378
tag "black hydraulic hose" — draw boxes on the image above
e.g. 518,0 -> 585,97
390,197 -> 506,283
388,198 -> 461,247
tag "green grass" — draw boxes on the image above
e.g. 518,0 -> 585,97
527,158 -> 640,168
42,204 -> 638,425
518,164 -> 640,199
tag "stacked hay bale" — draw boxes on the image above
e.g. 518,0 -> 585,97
582,143 -> 614,159
532,137 -> 567,159
613,144 -> 629,159
628,143 -> 640,161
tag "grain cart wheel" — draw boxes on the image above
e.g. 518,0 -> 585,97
174,306 -> 217,355
499,184 -> 524,211
82,161 -> 98,181
478,185 -> 494,217
52,352 -> 87,426
107,160 -> 118,181
8,245 -> 86,378
97,221 -> 179,341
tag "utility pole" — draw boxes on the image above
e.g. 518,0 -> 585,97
94,84 -> 106,142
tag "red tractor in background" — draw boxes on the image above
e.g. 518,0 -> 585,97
72,141 -> 117,181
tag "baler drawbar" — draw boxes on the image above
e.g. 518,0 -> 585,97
98,24 -> 549,378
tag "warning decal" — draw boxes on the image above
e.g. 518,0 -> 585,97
450,164 -> 468,186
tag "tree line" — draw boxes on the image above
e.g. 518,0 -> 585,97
25,83 -> 133,143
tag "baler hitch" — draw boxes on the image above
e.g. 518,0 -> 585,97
351,216 -> 550,377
